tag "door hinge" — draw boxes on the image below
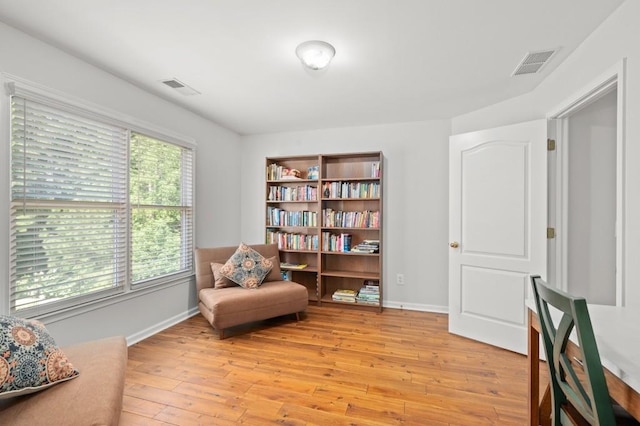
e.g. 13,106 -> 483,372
547,138 -> 556,151
547,227 -> 556,239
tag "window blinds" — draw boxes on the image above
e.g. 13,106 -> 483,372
10,96 -> 128,313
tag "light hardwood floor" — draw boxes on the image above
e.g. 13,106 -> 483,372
121,305 -> 547,425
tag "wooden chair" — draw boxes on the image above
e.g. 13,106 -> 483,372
530,275 -> 639,425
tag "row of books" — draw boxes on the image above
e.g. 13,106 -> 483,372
350,239 -> 380,253
268,185 -> 317,202
321,181 -> 380,199
322,208 -> 380,228
266,231 -> 319,251
267,207 -> 317,227
321,232 -> 352,252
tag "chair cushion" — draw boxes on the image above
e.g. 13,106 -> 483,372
199,280 -> 308,330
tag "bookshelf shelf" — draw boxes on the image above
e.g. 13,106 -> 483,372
266,152 -> 383,312
320,227 -> 380,230
321,251 -> 380,256
321,270 -> 380,279
278,249 -> 318,254
267,201 -> 316,204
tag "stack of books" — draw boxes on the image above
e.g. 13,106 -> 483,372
332,289 -> 357,303
350,239 -> 380,253
357,281 -> 380,305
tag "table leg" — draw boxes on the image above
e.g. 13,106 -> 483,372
528,308 -> 540,426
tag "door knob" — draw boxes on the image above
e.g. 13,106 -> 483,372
450,241 -> 459,248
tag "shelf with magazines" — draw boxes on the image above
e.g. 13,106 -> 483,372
265,152 -> 382,311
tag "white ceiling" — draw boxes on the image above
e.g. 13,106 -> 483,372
0,1 -> 625,135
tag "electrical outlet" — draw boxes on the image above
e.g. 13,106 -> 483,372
396,273 -> 405,286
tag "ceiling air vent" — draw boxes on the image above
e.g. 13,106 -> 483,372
161,78 -> 200,96
512,49 -> 557,76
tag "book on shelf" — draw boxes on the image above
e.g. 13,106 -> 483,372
281,270 -> 292,280
280,262 -> 308,270
333,289 -> 356,296
350,240 -> 380,253
371,161 -> 381,178
356,283 -> 380,305
332,296 -> 356,303
307,165 -> 319,180
363,279 -> 379,288
332,289 -> 357,302
355,298 -> 379,305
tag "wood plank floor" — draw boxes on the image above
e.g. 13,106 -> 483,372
121,305 -> 548,425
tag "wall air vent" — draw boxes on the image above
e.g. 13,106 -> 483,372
161,78 -> 201,96
512,49 -> 557,76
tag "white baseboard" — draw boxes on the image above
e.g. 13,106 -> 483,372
127,303 -> 448,346
126,307 -> 200,345
383,300 -> 448,314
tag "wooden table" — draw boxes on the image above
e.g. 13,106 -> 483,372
528,303 -> 640,425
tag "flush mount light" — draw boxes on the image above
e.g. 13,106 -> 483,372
295,40 -> 336,70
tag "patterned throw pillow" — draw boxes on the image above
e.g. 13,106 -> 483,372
0,315 -> 79,399
210,262 -> 238,289
220,243 -> 273,289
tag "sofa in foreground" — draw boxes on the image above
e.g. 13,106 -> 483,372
195,243 -> 309,338
0,335 -> 127,426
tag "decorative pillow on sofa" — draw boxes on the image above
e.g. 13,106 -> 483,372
263,256 -> 282,282
210,262 -> 238,289
220,243 -> 273,289
0,315 -> 79,399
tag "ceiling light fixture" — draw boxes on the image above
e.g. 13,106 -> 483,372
295,40 -> 336,71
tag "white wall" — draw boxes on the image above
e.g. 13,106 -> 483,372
0,22 -> 241,346
452,0 -> 640,308
241,120 -> 451,312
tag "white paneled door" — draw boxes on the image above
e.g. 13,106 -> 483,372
449,120 -> 547,354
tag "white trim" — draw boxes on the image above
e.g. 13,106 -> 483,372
547,60 -> 624,119
547,58 -> 626,306
126,307 -> 200,346
384,300 -> 448,314
3,73 -> 196,149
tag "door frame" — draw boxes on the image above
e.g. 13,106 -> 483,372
546,59 -> 626,305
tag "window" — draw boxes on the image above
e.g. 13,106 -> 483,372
130,133 -> 193,284
9,93 -> 194,315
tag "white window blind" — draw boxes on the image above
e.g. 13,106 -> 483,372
9,92 -> 195,315
130,133 -> 194,284
10,96 -> 128,314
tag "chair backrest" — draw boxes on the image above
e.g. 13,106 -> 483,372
530,275 -> 615,425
